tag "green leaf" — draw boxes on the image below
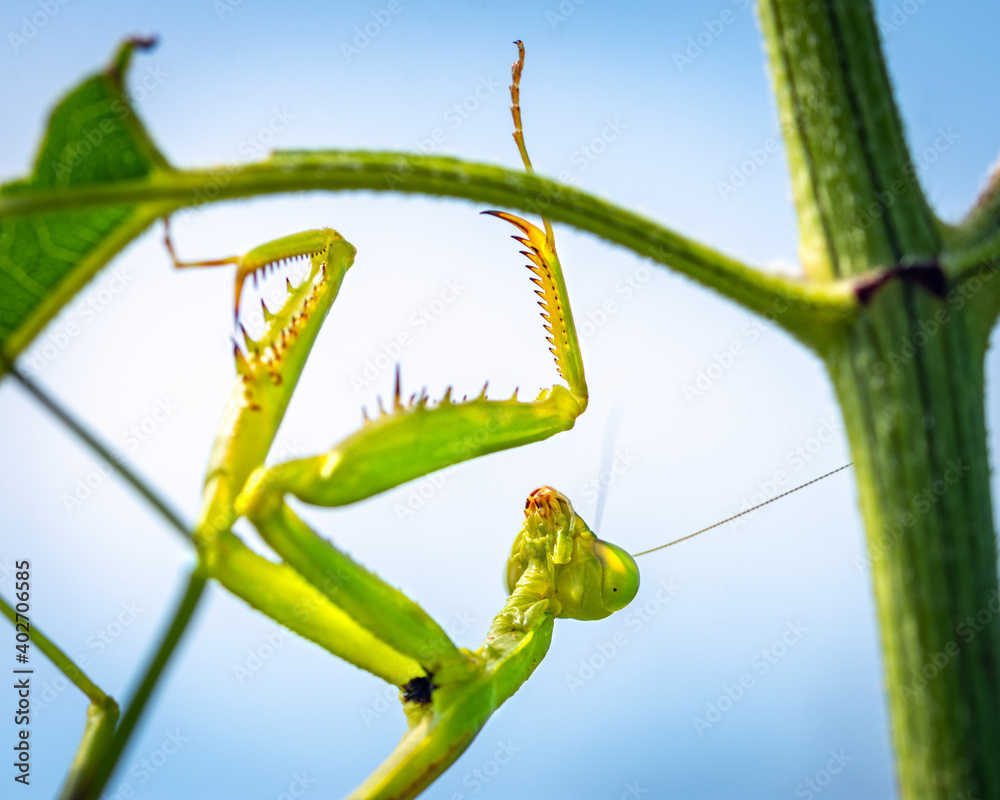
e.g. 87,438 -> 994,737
0,36 -> 171,364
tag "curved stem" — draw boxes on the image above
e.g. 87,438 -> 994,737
0,153 -> 856,349
949,163 -> 1000,270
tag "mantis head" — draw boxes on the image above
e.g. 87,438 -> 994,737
505,486 -> 639,621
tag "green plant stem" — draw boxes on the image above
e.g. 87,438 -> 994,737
949,168 -> 1000,272
825,282 -> 1000,799
938,242 -> 1000,348
0,358 -> 191,542
0,154 -> 856,350
760,1 -> 1000,797
0,595 -> 112,704
75,567 -> 208,800
58,701 -> 120,800
759,0 -> 939,278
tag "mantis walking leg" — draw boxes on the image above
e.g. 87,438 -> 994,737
163,219 -> 342,321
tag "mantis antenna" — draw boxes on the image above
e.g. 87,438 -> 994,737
592,406 -> 625,534
632,462 -> 853,558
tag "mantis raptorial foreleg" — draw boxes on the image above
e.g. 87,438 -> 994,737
229,42 -> 588,510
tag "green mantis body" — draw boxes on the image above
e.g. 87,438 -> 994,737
160,43 -> 640,798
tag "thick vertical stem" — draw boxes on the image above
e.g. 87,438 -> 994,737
759,1 -> 1000,797
825,284 -> 1000,798
758,0 -> 938,278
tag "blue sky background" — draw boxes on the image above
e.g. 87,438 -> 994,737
2,1 -> 999,798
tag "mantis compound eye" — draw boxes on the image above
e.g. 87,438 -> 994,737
594,540 -> 640,615
550,533 -> 640,621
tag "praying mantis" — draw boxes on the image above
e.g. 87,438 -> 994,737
161,43 -> 640,798
0,36 -> 867,800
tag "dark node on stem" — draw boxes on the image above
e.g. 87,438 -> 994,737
854,260 -> 947,306
402,675 -> 434,705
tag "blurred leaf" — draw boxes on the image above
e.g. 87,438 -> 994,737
0,36 -> 171,364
